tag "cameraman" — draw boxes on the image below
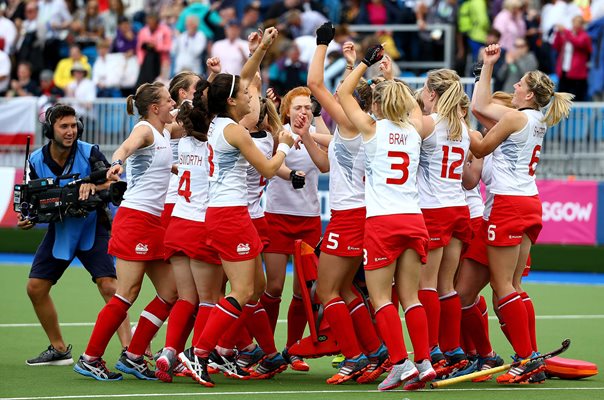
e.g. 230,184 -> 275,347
17,104 -> 131,366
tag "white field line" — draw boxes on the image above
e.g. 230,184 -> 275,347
2,314 -> 604,328
2,387 -> 604,400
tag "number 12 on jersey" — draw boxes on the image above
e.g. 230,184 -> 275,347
441,145 -> 465,180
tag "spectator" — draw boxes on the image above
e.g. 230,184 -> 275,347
280,8 -> 327,38
175,0 -> 222,40
417,0 -> 458,62
493,0 -> 526,51
542,0 -> 582,43
65,62 -> 96,118
6,61 -> 41,97
135,13 -> 172,85
268,43 -> 308,96
210,19 -> 247,75
71,0 -> 105,48
15,1 -> 44,76
496,37 -> 538,92
92,40 -> 122,97
38,0 -> 72,70
172,15 -> 207,75
112,16 -> 136,54
0,4 -> 17,54
39,69 -> 64,99
118,49 -> 139,96
553,15 -> 592,101
0,47 -> 11,96
458,0 -> 490,62
6,0 -> 26,23
587,12 -> 604,100
53,45 -> 92,90
100,0 -> 125,39
241,2 -> 261,38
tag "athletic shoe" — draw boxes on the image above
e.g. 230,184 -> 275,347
430,345 -> 446,370
115,352 -> 157,380
173,361 -> 191,377
403,359 -> 437,390
178,347 -> 214,387
282,348 -> 310,372
73,356 -> 122,381
473,352 -> 504,382
378,359 -> 419,391
208,350 -> 250,379
155,347 -> 177,383
326,354 -> 370,384
26,344 -> 74,366
496,354 -> 546,384
237,345 -> 265,370
436,347 -> 469,378
357,344 -> 390,384
528,369 -> 547,384
130,325 -> 154,360
331,354 -> 345,369
251,353 -> 288,379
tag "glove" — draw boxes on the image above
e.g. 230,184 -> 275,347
362,44 -> 384,67
473,61 -> 483,83
290,170 -> 305,189
316,22 -> 335,46
310,95 -> 322,117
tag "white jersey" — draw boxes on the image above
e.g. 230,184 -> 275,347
328,128 -> 365,211
165,138 -> 181,204
247,131 -> 274,219
121,121 -> 172,216
364,119 -> 422,218
265,123 -> 320,217
207,116 -> 249,207
490,109 -> 546,196
171,136 -> 210,222
418,114 -> 470,209
464,186 -> 484,219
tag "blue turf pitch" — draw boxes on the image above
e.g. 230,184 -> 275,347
2,252 -> 604,285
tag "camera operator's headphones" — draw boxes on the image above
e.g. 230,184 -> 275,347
42,104 -> 84,140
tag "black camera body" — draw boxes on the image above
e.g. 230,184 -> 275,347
14,171 -> 127,224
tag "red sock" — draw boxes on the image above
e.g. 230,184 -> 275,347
476,295 -> 489,337
348,297 -> 381,354
323,297 -> 362,358
404,304 -> 430,362
217,304 -> 254,350
391,286 -> 399,312
500,322 -> 512,344
260,292 -> 281,333
375,303 -> 408,364
195,297 -> 242,354
418,288 -> 440,348
497,292 -> 532,358
519,291 -> 538,352
460,322 -> 476,355
235,328 -> 254,351
439,291 -> 462,353
245,303 -> 278,355
85,295 -> 130,357
192,302 -> 214,346
128,296 -> 172,357
165,299 -> 196,353
286,295 -> 307,348
461,303 -> 492,357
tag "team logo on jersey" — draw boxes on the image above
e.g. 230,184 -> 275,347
508,235 -> 523,239
237,243 -> 251,255
348,246 -> 360,251
135,243 -> 149,255
374,257 -> 388,262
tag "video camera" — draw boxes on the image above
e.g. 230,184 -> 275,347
13,168 -> 127,224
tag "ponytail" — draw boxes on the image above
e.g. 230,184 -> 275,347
543,92 -> 574,127
177,79 -> 211,142
126,95 -> 135,116
437,81 -> 464,141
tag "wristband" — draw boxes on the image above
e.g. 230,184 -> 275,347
111,159 -> 123,167
276,143 -> 291,156
346,64 -> 354,70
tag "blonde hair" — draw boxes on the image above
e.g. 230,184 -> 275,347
426,69 -> 464,141
260,97 -> 284,136
414,88 -> 426,115
373,80 -> 415,128
524,71 -> 574,127
280,86 -> 312,125
492,91 -> 514,108
503,0 -> 522,10
459,93 -> 470,125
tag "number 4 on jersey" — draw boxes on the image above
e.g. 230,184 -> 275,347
178,170 -> 192,202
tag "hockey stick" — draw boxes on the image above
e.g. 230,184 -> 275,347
431,339 -> 571,389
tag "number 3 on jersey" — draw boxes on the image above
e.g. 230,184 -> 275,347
386,151 -> 410,184
178,170 -> 192,202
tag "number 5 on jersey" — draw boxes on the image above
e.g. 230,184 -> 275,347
325,232 -> 340,250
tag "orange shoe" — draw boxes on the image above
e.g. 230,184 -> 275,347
497,358 -> 546,384
283,348 -> 310,372
326,355 -> 369,385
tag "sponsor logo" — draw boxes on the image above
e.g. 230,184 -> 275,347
135,243 -> 148,255
542,201 -> 593,223
347,246 -> 360,251
237,243 -> 251,255
374,257 -> 388,262
430,237 -> 441,241
508,235 -> 523,239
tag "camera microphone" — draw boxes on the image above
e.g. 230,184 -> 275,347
66,168 -> 109,187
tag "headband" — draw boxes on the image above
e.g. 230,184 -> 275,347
228,74 -> 236,98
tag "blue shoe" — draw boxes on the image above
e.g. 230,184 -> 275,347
74,356 -> 122,381
430,345 -> 446,366
251,353 -> 288,379
436,347 -> 469,378
327,354 -> 370,384
357,343 -> 390,384
237,345 -> 265,370
115,353 -> 157,380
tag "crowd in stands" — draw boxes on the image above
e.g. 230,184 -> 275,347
0,0 -> 603,102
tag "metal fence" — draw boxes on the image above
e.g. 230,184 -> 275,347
2,89 -> 604,179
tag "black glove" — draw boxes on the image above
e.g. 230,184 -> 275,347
473,61 -> 483,83
316,22 -> 335,46
310,95 -> 322,117
290,170 -> 305,189
362,44 -> 384,67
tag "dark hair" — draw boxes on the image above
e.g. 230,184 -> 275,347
47,103 -> 76,126
178,78 -> 211,142
488,28 -> 501,39
126,81 -> 165,118
207,73 -> 241,117
354,80 -> 372,112
169,71 -> 198,104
